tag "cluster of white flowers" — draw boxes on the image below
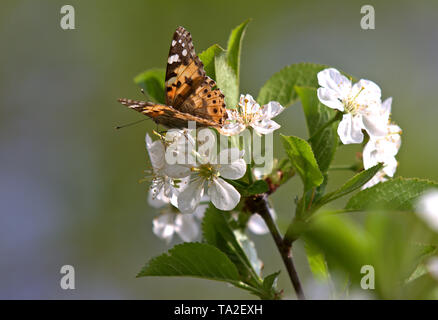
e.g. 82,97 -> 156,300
145,123 -> 279,243
317,68 -> 402,188
221,94 -> 285,136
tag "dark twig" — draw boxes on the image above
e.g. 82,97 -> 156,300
245,194 -> 305,300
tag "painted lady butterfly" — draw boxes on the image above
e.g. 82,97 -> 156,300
118,26 -> 227,130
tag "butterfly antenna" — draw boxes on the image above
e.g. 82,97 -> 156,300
115,118 -> 149,130
140,88 -> 147,96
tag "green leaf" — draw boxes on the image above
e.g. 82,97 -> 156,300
202,205 -> 279,299
316,164 -> 383,207
262,271 -> 280,291
257,63 -> 355,107
227,19 -> 250,80
280,134 -> 323,191
134,68 -> 165,104
296,86 -> 338,172
304,213 -> 370,283
199,44 -> 225,80
234,230 -> 262,277
215,52 -> 239,107
202,205 -> 262,286
304,238 -> 330,282
257,63 -> 327,106
247,180 -> 269,195
137,242 -> 240,283
225,179 -> 268,196
346,177 -> 438,211
407,244 -> 437,283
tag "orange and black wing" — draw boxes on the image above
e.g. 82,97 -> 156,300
164,27 -> 227,126
118,98 -> 219,129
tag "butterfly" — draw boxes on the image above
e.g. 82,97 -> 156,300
118,26 -> 228,130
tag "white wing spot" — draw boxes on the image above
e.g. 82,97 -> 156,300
182,43 -> 185,47
168,54 -> 179,64
172,40 -> 176,47
182,49 -> 187,56
178,39 -> 182,43
167,76 -> 176,85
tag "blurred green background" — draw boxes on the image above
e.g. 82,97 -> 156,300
1,0 -> 437,299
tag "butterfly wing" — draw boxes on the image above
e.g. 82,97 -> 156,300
118,98 -> 219,129
165,27 -> 227,126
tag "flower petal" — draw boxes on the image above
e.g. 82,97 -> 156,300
177,177 -> 205,214
260,101 -> 284,119
362,109 -> 388,139
317,68 -> 352,97
152,212 -> 175,242
145,134 -> 165,170
219,158 -> 247,180
317,87 -> 345,111
337,113 -> 364,144
220,122 -> 246,136
174,214 -> 199,242
148,188 -> 169,208
352,79 -> 381,105
247,214 -> 269,235
163,164 -> 192,179
208,178 -> 241,211
251,119 -> 281,135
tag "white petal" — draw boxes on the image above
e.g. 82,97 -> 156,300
382,97 -> 392,117
337,114 -> 364,144
251,119 -> 281,135
317,87 -> 345,111
177,177 -> 205,214
247,214 -> 269,235
427,257 -> 438,280
174,214 -> 199,242
361,172 -> 387,190
146,136 -> 165,171
145,133 -> 153,149
362,111 -> 388,139
220,122 -> 246,136
153,212 -> 175,242
208,178 -> 241,211
219,159 -> 247,180
163,164 -> 192,179
362,140 -> 378,169
148,188 -> 169,208
382,156 -> 398,177
416,190 -> 438,232
317,68 -> 352,96
352,79 -> 381,104
260,101 -> 284,119
240,94 -> 257,108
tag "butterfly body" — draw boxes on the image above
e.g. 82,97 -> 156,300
119,26 -> 227,130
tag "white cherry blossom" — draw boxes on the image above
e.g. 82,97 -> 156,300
145,133 -> 189,207
152,209 -> 199,243
148,189 -> 203,243
177,148 -> 246,213
221,94 -> 284,136
317,68 -> 389,144
362,121 -> 401,189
